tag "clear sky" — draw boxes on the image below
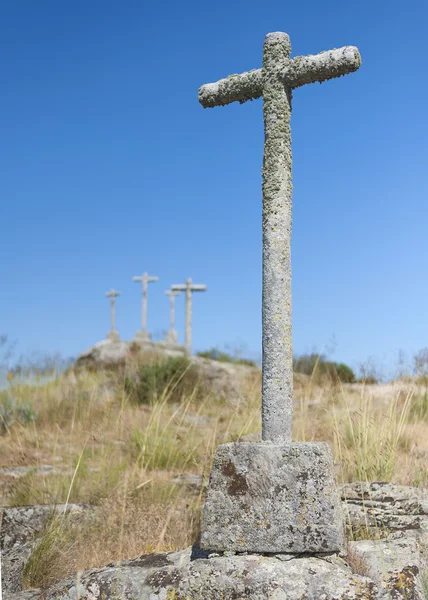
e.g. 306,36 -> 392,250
1,1 -> 427,375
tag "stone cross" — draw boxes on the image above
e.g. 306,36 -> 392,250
171,278 -> 207,353
105,288 -> 121,342
199,33 -> 361,444
132,272 -> 159,342
164,289 -> 181,345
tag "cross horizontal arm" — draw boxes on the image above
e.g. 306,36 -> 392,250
171,284 -> 187,291
199,69 -> 263,109
198,46 -> 361,108
165,289 -> 181,295
190,285 -> 207,291
132,276 -> 159,282
285,46 -> 361,89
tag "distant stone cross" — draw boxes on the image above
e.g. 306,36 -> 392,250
132,272 -> 159,340
105,288 -> 121,340
199,32 -> 361,444
164,289 -> 181,345
171,278 -> 207,353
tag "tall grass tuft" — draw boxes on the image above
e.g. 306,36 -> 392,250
333,388 -> 413,482
124,356 -> 204,405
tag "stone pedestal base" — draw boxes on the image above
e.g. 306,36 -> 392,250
134,330 -> 151,343
155,341 -> 187,355
165,330 -> 179,345
201,441 -> 343,554
106,331 -> 120,342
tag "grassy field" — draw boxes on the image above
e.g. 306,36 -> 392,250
1,352 -> 427,588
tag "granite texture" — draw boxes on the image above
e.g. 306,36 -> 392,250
200,441 -> 344,553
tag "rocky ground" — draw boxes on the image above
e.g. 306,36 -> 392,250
2,348 -> 428,599
2,482 -> 427,600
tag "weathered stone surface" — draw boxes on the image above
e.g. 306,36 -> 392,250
75,340 -> 130,369
6,483 -> 428,600
11,547 -> 380,600
201,441 -> 344,553
170,473 -> 206,492
1,504 -> 94,594
342,482 -> 428,538
349,531 -> 426,599
191,355 -> 258,404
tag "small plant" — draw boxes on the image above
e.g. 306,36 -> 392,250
334,391 -> 413,482
197,347 -> 257,368
414,348 -> 428,384
293,353 -> 356,383
409,391 -> 428,422
124,356 -> 203,405
23,514 -> 81,588
0,392 -> 36,434
422,567 -> 428,600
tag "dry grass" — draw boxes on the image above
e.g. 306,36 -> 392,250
1,358 -> 428,589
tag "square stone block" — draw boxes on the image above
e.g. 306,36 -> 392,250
200,441 -> 344,553
106,331 -> 120,343
134,330 -> 152,342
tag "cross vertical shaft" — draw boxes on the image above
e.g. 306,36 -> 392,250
169,292 -> 176,330
199,32 -> 361,446
262,33 -> 293,444
105,289 -> 121,338
171,278 -> 207,353
133,272 -> 159,338
165,289 -> 181,344
186,283 -> 192,352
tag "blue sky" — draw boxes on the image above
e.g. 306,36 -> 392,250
1,1 -> 427,375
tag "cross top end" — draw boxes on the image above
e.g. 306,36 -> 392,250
132,273 -> 159,283
266,31 -> 291,55
198,31 -> 361,109
171,279 -> 207,292
105,289 -> 121,298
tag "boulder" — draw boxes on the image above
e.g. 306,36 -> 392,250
4,483 -> 428,599
10,547 -> 380,600
1,504 -> 94,594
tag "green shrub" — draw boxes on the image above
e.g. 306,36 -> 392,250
197,348 -> 257,368
124,356 -> 203,405
335,363 -> 356,384
0,392 -> 36,434
293,353 -> 356,383
409,391 -> 428,422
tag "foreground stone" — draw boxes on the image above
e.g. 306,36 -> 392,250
1,504 -> 94,594
10,547 -> 380,600
4,484 -> 428,599
201,441 -> 343,553
348,531 -> 426,599
342,481 -> 428,535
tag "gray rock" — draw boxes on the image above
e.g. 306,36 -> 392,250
6,482 -> 428,600
170,473 -> 206,491
200,441 -> 344,553
348,531 -> 426,599
190,355 -> 258,404
341,482 -> 428,539
11,547 -> 380,600
75,340 -> 130,369
0,465 -> 65,479
1,504 -> 94,594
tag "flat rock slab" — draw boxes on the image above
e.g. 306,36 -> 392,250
342,481 -> 428,537
11,547 -> 381,600
201,441 -> 343,553
1,504 -> 94,594
349,531 -> 426,599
